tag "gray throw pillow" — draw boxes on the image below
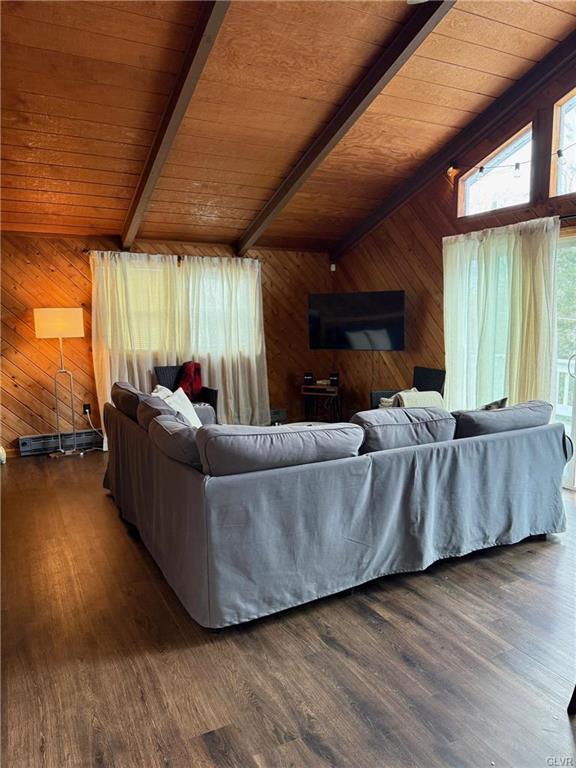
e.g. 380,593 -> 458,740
136,395 -> 176,431
111,381 -> 146,422
481,397 -> 508,410
196,422 -> 364,476
149,415 -> 201,468
350,407 -> 456,454
452,400 -> 552,438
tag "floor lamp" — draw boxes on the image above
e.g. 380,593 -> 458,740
34,307 -> 85,457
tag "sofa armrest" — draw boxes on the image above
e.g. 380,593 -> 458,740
564,431 -> 574,462
195,386 -> 218,418
194,403 -> 217,426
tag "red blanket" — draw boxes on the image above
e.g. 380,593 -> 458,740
177,361 -> 202,400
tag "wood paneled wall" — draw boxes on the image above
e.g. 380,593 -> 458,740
334,67 -> 576,417
1,235 -> 333,452
335,166 -> 575,418
333,185 -> 445,417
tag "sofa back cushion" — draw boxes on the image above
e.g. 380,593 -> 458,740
136,395 -> 176,430
111,381 -> 146,422
196,423 -> 364,476
149,415 -> 201,468
452,400 -> 552,438
350,407 -> 456,454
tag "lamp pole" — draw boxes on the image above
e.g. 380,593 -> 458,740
34,308 -> 84,458
53,336 -> 78,455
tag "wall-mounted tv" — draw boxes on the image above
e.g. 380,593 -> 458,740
309,291 -> 405,351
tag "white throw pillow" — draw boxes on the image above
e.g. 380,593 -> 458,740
152,384 -> 173,400
151,385 -> 202,428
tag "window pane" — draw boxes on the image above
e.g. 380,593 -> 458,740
556,94 -> 576,196
461,127 -> 532,216
554,234 -> 576,484
556,236 -> 576,367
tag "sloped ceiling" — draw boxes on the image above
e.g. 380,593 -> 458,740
2,0 -> 575,249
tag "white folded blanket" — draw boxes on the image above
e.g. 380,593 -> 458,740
380,389 -> 445,409
395,389 -> 445,408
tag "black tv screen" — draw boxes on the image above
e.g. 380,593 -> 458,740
309,291 -> 405,351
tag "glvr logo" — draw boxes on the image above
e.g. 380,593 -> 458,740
546,759 -> 575,767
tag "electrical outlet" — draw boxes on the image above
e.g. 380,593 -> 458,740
83,403 -> 91,415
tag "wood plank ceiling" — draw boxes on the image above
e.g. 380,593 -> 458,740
137,0 -> 414,245
261,0 -> 576,249
2,0 -> 576,249
1,0 -> 207,235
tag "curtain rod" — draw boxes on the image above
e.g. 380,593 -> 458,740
82,218 -> 576,262
80,249 -> 259,260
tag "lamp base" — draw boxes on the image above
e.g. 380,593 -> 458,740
48,448 -> 85,459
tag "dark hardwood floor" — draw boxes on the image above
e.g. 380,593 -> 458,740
2,454 -> 575,767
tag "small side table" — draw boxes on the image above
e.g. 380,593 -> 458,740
301,385 -> 342,422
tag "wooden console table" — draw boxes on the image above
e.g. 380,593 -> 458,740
301,384 -> 342,422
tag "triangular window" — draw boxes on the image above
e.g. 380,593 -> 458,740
458,126 -> 532,217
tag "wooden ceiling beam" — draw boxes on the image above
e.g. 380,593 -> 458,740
331,29 -> 576,261
122,1 -> 229,249
236,1 -> 455,256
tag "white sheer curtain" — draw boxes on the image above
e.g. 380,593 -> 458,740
443,217 -> 559,411
90,251 -> 270,426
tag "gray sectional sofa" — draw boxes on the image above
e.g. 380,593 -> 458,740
104,383 -> 572,628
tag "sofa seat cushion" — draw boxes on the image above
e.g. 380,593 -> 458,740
111,381 -> 146,422
196,422 -> 364,476
149,415 -> 201,468
452,400 -> 552,438
137,395 -> 177,430
351,407 -> 456,454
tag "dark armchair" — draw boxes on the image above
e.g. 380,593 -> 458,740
153,365 -> 218,418
412,366 -> 446,395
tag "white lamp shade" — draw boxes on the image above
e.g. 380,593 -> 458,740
34,308 -> 84,339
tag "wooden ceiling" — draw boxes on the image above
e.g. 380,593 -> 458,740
1,1 -> 207,235
261,0 -> 576,249
2,0 -> 576,250
137,0 -> 413,244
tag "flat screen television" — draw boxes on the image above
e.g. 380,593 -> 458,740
309,291 -> 405,351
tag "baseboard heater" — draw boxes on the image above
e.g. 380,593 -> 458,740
19,430 -> 103,457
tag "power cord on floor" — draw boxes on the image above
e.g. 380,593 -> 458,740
81,411 -> 105,453
86,411 -> 104,439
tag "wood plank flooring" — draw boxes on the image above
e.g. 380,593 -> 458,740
2,454 -> 575,767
